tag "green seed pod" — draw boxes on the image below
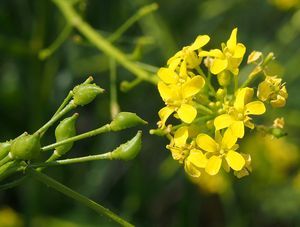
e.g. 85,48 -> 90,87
111,131 -> 142,161
73,84 -> 104,106
0,141 -> 11,160
55,113 -> 78,156
10,133 -> 41,160
110,112 -> 147,131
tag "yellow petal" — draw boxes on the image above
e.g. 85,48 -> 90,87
184,160 -> 201,178
158,106 -> 175,127
230,120 -> 244,138
210,58 -> 228,74
182,76 -> 205,98
227,28 -> 237,52
174,126 -> 189,147
233,43 -> 246,58
168,58 -> 181,71
245,101 -> 266,115
214,114 -> 233,131
257,80 -> 273,101
196,133 -> 218,153
177,104 -> 197,123
205,156 -> 222,175
157,82 -> 173,101
189,35 -> 210,50
221,129 -> 237,149
247,51 -> 262,64
179,60 -> 188,78
234,87 -> 254,111
187,148 -> 207,168
157,67 -> 178,84
225,150 -> 245,171
271,95 -> 286,108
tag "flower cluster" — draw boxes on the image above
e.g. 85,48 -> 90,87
153,28 -> 288,178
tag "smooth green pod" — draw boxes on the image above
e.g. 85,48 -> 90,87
10,133 -> 41,160
73,84 -> 104,106
0,142 -> 11,160
55,113 -> 78,156
110,112 -> 147,131
110,131 -> 142,161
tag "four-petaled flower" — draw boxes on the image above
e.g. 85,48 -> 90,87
196,130 -> 246,175
214,87 -> 266,138
199,28 -> 246,76
157,68 -> 205,127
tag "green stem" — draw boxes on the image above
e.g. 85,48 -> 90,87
109,58 -> 120,119
134,61 -> 159,73
0,161 -> 25,182
53,91 -> 73,117
0,155 -> 12,167
195,103 -> 214,115
234,74 -> 238,93
0,176 -> 28,191
35,101 -> 76,135
108,3 -> 158,43
39,24 -> 73,60
196,67 -> 215,96
32,153 -> 112,168
120,78 -> 143,92
28,168 -> 134,227
52,0 -> 157,84
41,124 -> 111,152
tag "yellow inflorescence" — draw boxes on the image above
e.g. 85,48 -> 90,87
154,28 -> 288,179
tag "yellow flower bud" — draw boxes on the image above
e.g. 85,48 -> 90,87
217,71 -> 231,87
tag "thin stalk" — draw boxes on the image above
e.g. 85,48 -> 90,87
31,152 -> 112,168
0,176 -> 28,191
35,101 -> 76,135
108,3 -> 158,43
109,58 -> 120,119
29,168 -> 134,227
195,104 -> 214,115
234,74 -> 238,93
41,124 -> 111,152
39,24 -> 73,60
52,0 -> 157,84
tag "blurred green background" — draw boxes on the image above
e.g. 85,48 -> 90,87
1,0 -> 300,226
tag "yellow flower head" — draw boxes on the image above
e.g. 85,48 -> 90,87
167,35 -> 210,76
196,130 -> 246,175
214,87 -> 266,138
257,76 -> 288,108
199,28 -> 246,76
157,70 -> 205,127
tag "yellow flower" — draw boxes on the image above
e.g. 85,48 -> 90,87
157,70 -> 205,127
257,76 -> 288,108
167,35 -> 210,75
167,126 -> 190,163
196,130 -> 245,175
199,28 -> 246,75
214,87 -> 266,138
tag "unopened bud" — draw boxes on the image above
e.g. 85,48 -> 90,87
10,133 -> 41,160
110,131 -> 142,161
73,84 -> 104,106
110,112 -> 147,131
55,113 -> 78,156
217,71 -> 231,87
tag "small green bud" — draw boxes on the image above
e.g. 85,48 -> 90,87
270,128 -> 287,138
110,131 -> 142,161
73,84 -> 104,106
0,141 -> 11,160
10,133 -> 41,160
217,71 -> 231,87
55,113 -> 78,156
110,112 -> 147,131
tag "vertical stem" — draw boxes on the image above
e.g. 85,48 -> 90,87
109,58 -> 120,119
29,168 -> 134,227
